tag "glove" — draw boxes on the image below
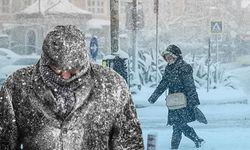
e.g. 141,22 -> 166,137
148,97 -> 156,104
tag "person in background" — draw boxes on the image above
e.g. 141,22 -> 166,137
0,25 -> 144,150
148,45 -> 204,149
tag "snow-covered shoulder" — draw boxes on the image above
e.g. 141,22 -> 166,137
2,65 -> 35,89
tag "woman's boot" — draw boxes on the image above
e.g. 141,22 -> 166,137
182,125 -> 204,148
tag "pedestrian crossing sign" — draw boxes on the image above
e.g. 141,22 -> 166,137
211,21 -> 222,33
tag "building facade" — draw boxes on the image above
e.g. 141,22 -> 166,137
0,0 -> 248,57
1,0 -> 92,55
70,0 -> 110,19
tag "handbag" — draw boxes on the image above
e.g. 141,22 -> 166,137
166,92 -> 187,110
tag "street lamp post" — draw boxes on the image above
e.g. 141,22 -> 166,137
110,0 -> 119,55
132,0 -> 138,74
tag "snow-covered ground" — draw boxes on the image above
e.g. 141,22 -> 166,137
132,64 -> 250,150
136,105 -> 250,150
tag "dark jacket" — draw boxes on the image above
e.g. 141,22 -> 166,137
148,57 -> 200,125
0,63 -> 144,150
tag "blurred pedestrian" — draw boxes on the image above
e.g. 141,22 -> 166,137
148,44 -> 204,149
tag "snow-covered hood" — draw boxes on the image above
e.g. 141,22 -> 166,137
40,25 -> 90,72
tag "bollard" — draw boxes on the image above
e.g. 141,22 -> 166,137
147,133 -> 157,150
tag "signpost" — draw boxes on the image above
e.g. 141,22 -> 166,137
211,21 -> 222,63
210,21 -> 222,86
211,21 -> 222,34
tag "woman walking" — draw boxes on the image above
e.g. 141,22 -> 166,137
148,45 -> 204,149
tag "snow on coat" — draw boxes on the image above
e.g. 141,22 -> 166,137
0,25 -> 143,150
0,64 -> 144,150
148,57 -> 200,125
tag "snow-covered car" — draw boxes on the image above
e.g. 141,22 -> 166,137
0,48 -> 20,69
0,56 -> 39,78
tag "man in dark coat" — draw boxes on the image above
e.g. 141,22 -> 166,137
0,25 -> 144,150
148,45 -> 204,149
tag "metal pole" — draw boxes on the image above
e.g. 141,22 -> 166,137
155,0 -> 159,84
207,38 -> 211,92
110,0 -> 119,55
156,5 -> 159,84
215,34 -> 219,84
216,34 -> 218,63
132,0 -> 138,73
39,0 -> 41,14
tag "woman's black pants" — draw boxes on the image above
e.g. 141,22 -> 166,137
171,123 -> 200,149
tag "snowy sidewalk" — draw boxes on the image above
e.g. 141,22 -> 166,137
132,66 -> 250,149
141,127 -> 250,150
136,104 -> 250,150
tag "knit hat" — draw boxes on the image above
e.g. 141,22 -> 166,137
161,44 -> 182,57
41,25 -> 90,72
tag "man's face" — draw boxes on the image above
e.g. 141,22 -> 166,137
49,65 -> 81,80
163,53 -> 177,64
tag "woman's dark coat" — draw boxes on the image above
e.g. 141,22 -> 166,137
148,58 -> 200,125
0,63 -> 144,150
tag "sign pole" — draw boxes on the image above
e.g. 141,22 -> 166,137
216,34 -> 218,63
207,38 -> 211,92
215,34 -> 219,84
154,0 -> 159,84
132,0 -> 138,74
210,21 -> 222,85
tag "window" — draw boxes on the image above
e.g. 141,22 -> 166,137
88,0 -> 91,6
91,0 -> 104,14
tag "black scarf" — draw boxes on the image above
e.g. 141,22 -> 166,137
39,63 -> 87,120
